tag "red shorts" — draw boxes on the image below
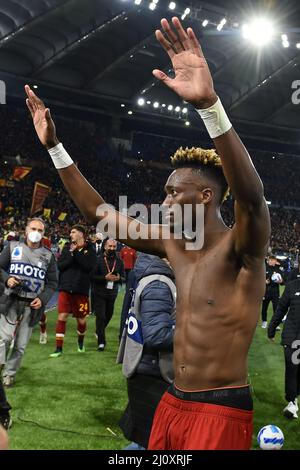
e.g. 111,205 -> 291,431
58,291 -> 89,319
148,387 -> 253,450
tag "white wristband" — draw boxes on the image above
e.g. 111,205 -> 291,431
48,143 -> 74,169
196,97 -> 232,139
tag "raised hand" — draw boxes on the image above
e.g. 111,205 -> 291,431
25,85 -> 59,149
153,17 -> 217,109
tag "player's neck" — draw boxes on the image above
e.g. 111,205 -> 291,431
202,209 -> 229,248
205,207 -> 227,231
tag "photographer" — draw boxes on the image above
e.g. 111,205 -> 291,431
261,255 -> 283,329
91,238 -> 124,351
0,218 -> 57,387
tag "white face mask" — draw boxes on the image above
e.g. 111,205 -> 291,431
28,231 -> 42,244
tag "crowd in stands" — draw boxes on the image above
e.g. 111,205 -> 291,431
0,104 -> 299,255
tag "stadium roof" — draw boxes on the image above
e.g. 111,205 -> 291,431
0,0 -> 300,149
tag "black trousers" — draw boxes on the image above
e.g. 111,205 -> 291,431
284,345 -> 300,402
261,293 -> 279,322
0,379 -> 10,415
94,294 -> 117,345
125,269 -> 132,284
119,374 -> 169,449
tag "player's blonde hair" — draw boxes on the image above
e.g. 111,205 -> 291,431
171,146 -> 230,203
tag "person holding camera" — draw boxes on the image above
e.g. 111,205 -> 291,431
261,255 -> 283,329
90,238 -> 124,351
0,218 -> 58,387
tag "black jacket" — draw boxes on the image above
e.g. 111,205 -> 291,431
268,279 -> 300,346
90,253 -> 125,296
287,268 -> 300,283
265,264 -> 281,296
58,242 -> 96,296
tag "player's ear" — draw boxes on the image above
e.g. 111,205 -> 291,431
200,188 -> 213,205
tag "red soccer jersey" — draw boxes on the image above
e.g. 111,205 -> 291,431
119,247 -> 137,270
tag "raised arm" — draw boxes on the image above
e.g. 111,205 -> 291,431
153,17 -> 270,264
214,131 -> 270,264
25,85 -> 165,257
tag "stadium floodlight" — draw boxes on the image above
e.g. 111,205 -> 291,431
169,2 -> 176,10
153,101 -> 159,108
182,107 -> 188,113
137,98 -> 145,106
242,18 -> 274,46
175,106 -> 181,112
153,0 -> 159,3
167,104 -> 173,111
121,104 -> 125,107
134,0 -> 142,4
128,110 -> 133,115
33,85 -> 38,89
162,103 -> 166,107
281,34 -> 288,41
217,18 -> 226,31
146,100 -> 151,104
296,43 -> 300,49
202,19 -> 208,27
149,2 -> 156,10
185,121 -> 190,126
282,40 -> 289,48
182,7 -> 191,19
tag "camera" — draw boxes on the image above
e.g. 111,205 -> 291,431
11,280 -> 25,296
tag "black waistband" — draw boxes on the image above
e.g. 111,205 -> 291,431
168,383 -> 253,411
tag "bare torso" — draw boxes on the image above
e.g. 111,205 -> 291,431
165,229 -> 265,390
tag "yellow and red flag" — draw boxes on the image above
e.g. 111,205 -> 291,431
30,182 -> 51,215
12,166 -> 32,181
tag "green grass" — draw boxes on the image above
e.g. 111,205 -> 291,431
6,294 -> 129,450
249,325 -> 300,449
5,291 -> 300,449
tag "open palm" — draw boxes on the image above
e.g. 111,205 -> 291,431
153,17 -> 216,109
25,85 -> 58,148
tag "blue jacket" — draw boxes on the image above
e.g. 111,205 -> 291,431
133,253 -> 175,378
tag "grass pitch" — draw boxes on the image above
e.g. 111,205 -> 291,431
4,293 -> 300,450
